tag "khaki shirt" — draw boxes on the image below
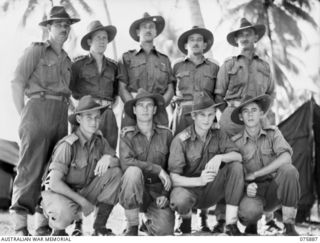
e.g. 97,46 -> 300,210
173,56 -> 219,99
11,41 -> 72,97
168,125 -> 239,177
215,54 -> 275,101
232,126 -> 292,176
70,54 -> 118,100
118,47 -> 175,95
45,128 -> 115,190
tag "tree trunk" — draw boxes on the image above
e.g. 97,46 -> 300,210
102,0 -> 118,60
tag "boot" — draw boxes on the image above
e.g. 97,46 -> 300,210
92,203 -> 114,236
34,225 -> 52,236
13,212 -> 29,236
51,229 -> 68,236
266,219 -> 281,232
34,212 -> 52,236
71,219 -> 83,236
244,223 -> 258,235
212,219 -> 225,234
283,223 -> 299,236
225,223 -> 242,236
123,225 -> 138,236
198,209 -> 210,232
175,217 -> 192,234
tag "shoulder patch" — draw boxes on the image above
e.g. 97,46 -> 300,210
73,55 -> 87,62
105,56 -> 118,66
31,42 -> 45,46
64,133 -> 79,145
121,126 -> 135,137
156,124 -> 173,134
179,130 -> 191,142
231,133 -> 242,142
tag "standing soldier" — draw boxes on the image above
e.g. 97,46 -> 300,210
168,92 -> 244,235
171,26 -> 219,233
215,18 -> 275,137
70,20 -> 118,150
10,6 -> 79,236
172,26 -> 218,136
230,94 -> 300,235
213,18 -> 275,232
118,12 -> 175,127
119,89 -> 174,236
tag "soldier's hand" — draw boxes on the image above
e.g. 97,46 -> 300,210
247,183 -> 258,197
156,196 -> 169,209
200,169 -> 216,186
158,169 -> 171,191
205,155 -> 222,173
94,154 -> 116,176
81,198 -> 94,216
245,172 -> 256,181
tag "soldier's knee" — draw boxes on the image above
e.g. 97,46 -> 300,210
170,188 -> 195,215
108,167 -> 123,183
228,162 -> 243,176
278,164 -> 299,180
238,196 -> 263,226
123,166 -> 143,183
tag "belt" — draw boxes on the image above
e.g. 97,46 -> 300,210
29,92 -> 69,104
227,100 -> 241,107
145,176 -> 161,184
93,98 -> 112,107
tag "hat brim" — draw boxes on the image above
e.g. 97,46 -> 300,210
227,24 -> 266,47
178,28 -> 214,55
39,18 -> 80,27
186,101 -> 224,115
124,94 -> 165,119
68,104 -> 109,125
129,15 -> 165,42
231,94 -> 271,125
81,25 -> 117,51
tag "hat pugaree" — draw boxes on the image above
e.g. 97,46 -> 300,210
188,91 -> 224,114
81,20 -> 117,51
227,18 -> 266,47
231,94 -> 272,125
68,95 -> 109,125
129,12 -> 165,42
178,26 -> 214,55
124,88 -> 165,119
39,6 -> 80,27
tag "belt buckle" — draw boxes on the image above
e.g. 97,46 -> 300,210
146,178 -> 152,184
40,91 -> 46,100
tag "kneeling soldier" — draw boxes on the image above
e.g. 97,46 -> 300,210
41,95 -> 122,236
231,94 -> 300,235
119,89 -> 174,236
168,91 -> 244,235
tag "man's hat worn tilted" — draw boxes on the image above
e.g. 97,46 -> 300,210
227,18 -> 266,47
188,91 -> 224,114
81,20 -> 117,50
39,6 -> 80,27
129,12 -> 165,42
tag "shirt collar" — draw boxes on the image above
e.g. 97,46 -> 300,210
135,46 -> 160,57
242,126 -> 267,143
75,127 -> 102,147
85,53 -> 108,66
190,124 -> 213,142
132,123 -> 158,137
184,55 -> 208,65
237,51 -> 259,60
45,40 -> 68,57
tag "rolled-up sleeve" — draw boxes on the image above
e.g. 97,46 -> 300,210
272,128 -> 293,157
117,54 -> 129,85
49,142 -> 72,176
120,137 -> 162,175
214,61 -> 229,96
168,137 -> 186,174
219,130 -> 240,154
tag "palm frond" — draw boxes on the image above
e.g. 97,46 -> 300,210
282,1 -> 317,28
60,0 -> 79,18
20,0 -> 39,27
77,0 -> 94,15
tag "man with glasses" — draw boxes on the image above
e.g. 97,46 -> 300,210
10,6 -> 79,236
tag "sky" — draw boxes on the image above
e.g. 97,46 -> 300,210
0,0 -> 319,142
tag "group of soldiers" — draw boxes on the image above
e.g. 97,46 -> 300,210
10,5 -> 301,236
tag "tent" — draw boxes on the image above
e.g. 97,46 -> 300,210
278,98 -> 320,222
0,139 -> 19,210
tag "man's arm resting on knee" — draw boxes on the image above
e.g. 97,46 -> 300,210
247,152 -> 291,180
170,172 -> 207,188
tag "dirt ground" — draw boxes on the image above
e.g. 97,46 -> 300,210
1,204 -> 320,236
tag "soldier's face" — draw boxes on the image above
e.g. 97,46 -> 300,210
77,110 -> 101,136
137,21 -> 157,42
48,20 -> 71,43
235,28 -> 258,50
240,102 -> 264,128
133,98 -> 157,122
192,107 -> 216,132
88,30 -> 108,54
185,33 -> 207,55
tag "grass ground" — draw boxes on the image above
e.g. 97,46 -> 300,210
1,204 -> 320,236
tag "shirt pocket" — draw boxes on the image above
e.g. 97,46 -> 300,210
176,71 -> 190,91
129,58 -> 146,84
256,65 -> 270,93
260,147 -> 274,167
227,64 -> 243,91
201,73 -> 215,93
155,62 -> 169,88
39,58 -> 59,85
66,158 -> 87,187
